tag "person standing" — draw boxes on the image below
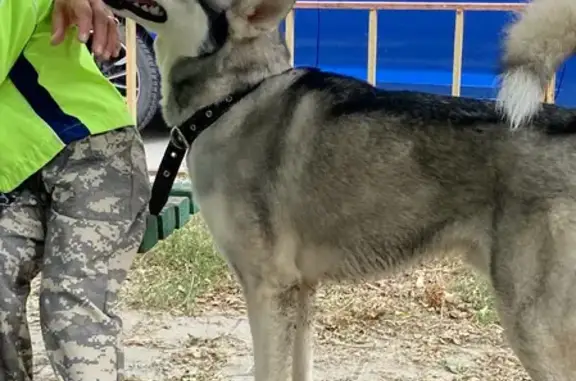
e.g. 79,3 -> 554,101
0,0 -> 150,379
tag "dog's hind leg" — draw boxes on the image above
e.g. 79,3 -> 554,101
491,208 -> 576,380
292,284 -> 316,381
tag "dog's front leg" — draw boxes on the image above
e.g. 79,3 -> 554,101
243,279 -> 297,381
292,284 -> 315,381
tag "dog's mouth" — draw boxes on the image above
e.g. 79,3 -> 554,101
104,0 -> 168,23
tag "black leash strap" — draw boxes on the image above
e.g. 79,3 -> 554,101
149,128 -> 188,216
148,86 -> 259,216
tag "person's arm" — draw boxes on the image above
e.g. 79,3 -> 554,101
0,0 -> 40,85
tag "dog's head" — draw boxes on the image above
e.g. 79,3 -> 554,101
104,0 -> 294,124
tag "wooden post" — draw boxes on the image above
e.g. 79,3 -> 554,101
285,9 -> 295,67
125,19 -> 138,121
451,8 -> 464,96
545,74 -> 556,104
367,8 -> 378,85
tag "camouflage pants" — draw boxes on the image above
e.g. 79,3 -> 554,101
0,127 -> 151,381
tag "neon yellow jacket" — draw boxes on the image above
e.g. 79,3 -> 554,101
0,0 -> 135,192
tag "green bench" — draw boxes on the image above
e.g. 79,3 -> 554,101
138,180 -> 199,253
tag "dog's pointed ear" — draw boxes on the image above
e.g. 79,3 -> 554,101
227,0 -> 296,39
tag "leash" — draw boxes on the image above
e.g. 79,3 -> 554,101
148,84 -> 261,216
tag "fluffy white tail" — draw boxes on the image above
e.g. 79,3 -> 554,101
496,0 -> 576,129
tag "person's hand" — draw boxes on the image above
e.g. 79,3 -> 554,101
50,0 -> 121,61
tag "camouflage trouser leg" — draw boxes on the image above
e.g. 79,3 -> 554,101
0,189 -> 45,381
0,127 -> 151,381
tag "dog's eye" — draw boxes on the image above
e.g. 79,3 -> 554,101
210,12 -> 228,47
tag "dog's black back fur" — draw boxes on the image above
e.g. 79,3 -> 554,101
289,68 -> 576,134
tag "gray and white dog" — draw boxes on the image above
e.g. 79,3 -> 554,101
105,0 -> 576,379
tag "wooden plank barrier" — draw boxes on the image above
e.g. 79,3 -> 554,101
282,1 -> 555,102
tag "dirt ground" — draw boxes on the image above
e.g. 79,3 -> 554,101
28,258 -> 532,381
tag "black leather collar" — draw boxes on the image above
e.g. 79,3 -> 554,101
149,83 -> 261,215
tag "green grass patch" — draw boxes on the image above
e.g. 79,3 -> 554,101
122,214 -> 229,314
448,268 -> 499,325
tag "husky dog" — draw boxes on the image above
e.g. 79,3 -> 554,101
497,0 -> 576,129
105,0 -> 576,380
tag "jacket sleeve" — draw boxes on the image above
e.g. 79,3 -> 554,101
0,0 -> 42,85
